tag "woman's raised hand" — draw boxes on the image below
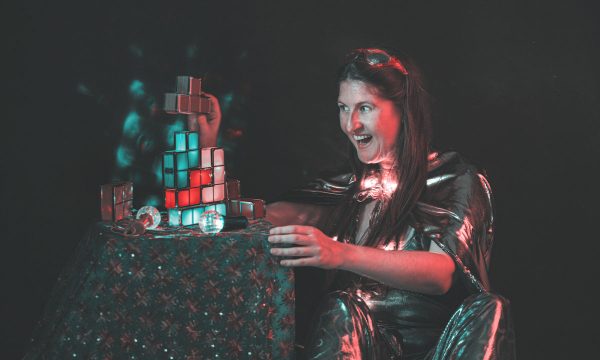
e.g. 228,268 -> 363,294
187,92 -> 222,148
268,225 -> 345,269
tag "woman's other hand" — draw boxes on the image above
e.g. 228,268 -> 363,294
268,225 -> 344,269
187,92 -> 222,147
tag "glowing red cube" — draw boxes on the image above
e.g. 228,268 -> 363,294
178,189 -> 190,207
190,187 -> 201,205
190,169 -> 201,187
200,168 -> 212,185
165,189 -> 176,208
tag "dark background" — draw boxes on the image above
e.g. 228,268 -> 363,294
3,0 -> 599,358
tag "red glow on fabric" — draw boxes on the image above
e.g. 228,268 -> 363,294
178,189 -> 190,207
483,299 -> 503,360
165,190 -> 175,208
190,187 -> 201,205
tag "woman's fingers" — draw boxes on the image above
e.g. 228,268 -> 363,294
270,246 -> 314,257
269,225 -> 317,236
268,234 -> 311,245
279,258 -> 316,267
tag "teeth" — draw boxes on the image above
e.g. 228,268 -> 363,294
353,135 -> 371,141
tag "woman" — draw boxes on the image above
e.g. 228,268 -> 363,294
194,48 -> 515,359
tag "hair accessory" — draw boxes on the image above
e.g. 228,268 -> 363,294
349,48 -> 409,75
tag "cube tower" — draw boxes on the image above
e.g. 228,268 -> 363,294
163,131 -> 228,226
163,75 -> 264,227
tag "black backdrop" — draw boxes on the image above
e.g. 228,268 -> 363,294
3,1 -> 599,358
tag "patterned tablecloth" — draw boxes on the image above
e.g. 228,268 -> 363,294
24,220 -> 295,360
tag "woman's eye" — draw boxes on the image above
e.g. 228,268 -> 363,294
359,105 -> 372,113
338,104 -> 349,112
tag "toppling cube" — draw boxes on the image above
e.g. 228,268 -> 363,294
164,93 -> 190,114
100,182 -> 133,222
175,131 -> 199,151
227,198 -> 265,220
164,94 -> 212,114
176,76 -> 201,96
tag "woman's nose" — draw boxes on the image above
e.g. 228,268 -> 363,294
345,111 -> 362,133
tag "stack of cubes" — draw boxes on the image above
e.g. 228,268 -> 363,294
100,181 -> 133,222
162,75 -> 266,227
163,131 -> 228,226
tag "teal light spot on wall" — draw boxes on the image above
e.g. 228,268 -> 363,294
76,83 -> 92,96
129,44 -> 143,58
129,80 -> 145,99
153,158 -> 163,186
123,111 -> 141,138
165,119 -> 186,147
186,45 -> 199,59
116,146 -> 134,168
143,195 -> 161,208
221,92 -> 234,113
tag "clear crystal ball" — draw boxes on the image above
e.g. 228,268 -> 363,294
198,210 -> 224,234
136,206 -> 161,230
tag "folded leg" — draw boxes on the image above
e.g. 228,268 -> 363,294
303,290 -> 400,360
428,292 -> 516,360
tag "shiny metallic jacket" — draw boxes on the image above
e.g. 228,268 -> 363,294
282,151 -> 516,359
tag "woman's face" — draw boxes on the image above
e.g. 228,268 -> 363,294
338,80 -> 401,169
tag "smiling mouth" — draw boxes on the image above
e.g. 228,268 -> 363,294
353,134 -> 373,146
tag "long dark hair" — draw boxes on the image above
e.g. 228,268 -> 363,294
329,48 -> 432,247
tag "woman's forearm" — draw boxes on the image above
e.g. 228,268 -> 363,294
338,244 -> 455,295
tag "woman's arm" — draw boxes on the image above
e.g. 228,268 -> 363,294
268,225 -> 455,295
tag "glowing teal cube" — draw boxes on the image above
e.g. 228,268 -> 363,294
168,209 -> 181,226
164,171 -> 175,188
176,152 -> 189,170
215,202 -> 226,216
163,151 -> 192,188
163,153 -> 174,168
181,208 -> 194,226
188,149 -> 199,168
175,131 -> 199,151
193,207 -> 203,223
177,170 -> 189,188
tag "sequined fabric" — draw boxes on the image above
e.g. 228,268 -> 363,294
283,152 -> 516,359
24,220 -> 294,360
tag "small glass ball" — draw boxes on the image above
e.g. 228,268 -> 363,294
136,206 -> 161,230
198,210 -> 224,234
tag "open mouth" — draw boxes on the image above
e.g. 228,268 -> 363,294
353,134 -> 373,146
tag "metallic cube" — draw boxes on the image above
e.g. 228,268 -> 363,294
164,94 -> 211,114
176,76 -> 202,96
227,198 -> 265,220
226,178 -> 241,200
164,93 -> 191,114
100,181 -> 134,222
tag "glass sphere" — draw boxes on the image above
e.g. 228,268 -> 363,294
136,206 -> 161,230
198,210 -> 224,235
